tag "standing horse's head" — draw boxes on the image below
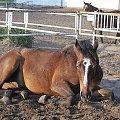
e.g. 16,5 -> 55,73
83,1 -> 98,12
74,39 -> 99,102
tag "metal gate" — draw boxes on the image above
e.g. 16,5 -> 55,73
75,11 -> 120,43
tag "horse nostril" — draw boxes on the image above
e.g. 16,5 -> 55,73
87,91 -> 92,99
86,91 -> 92,100
80,91 -> 92,102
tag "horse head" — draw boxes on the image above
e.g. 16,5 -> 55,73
74,39 -> 99,102
83,1 -> 98,12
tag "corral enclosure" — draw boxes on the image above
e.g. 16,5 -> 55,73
0,7 -> 120,120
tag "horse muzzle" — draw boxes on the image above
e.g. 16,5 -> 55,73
80,90 -> 92,102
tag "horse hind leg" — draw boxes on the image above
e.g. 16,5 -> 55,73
0,51 -> 21,88
0,52 -> 21,104
0,72 -> 28,104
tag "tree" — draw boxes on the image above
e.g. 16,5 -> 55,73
0,0 -> 16,3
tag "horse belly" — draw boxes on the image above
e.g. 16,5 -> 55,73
23,74 -> 52,95
22,60 -> 54,95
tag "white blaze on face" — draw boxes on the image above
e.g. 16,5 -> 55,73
83,58 -> 91,86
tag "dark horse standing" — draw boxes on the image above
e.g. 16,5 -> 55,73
83,2 -> 120,44
0,40 -> 113,105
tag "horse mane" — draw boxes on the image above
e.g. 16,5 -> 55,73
61,40 -> 96,60
79,40 -> 93,50
79,40 -> 99,63
90,4 -> 98,11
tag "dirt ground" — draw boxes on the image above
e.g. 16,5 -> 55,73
0,7 -> 120,120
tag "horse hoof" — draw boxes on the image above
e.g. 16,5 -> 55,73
105,92 -> 114,101
1,96 -> 12,105
38,95 -> 48,104
20,90 -> 28,99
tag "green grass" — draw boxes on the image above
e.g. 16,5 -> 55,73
0,28 -> 33,48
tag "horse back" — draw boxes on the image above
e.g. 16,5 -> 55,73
20,47 -> 78,80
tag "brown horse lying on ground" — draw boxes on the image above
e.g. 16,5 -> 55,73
83,1 -> 120,44
0,39 -> 113,105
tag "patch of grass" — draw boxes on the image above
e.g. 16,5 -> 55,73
0,27 -> 8,40
0,28 -> 33,48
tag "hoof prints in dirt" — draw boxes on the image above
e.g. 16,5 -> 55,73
0,95 -> 120,120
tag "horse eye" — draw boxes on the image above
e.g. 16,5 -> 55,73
83,61 -> 87,65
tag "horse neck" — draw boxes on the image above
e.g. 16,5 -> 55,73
61,44 -> 74,53
92,6 -> 98,11
62,44 -> 79,57
90,6 -> 104,12
86,5 -> 98,12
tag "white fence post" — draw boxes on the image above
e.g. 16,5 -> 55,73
92,11 -> 97,45
24,12 -> 28,32
75,11 -> 80,39
6,12 -> 8,27
117,16 -> 120,31
79,12 -> 82,37
7,11 -> 13,35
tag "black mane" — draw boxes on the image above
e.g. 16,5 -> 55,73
79,40 -> 99,63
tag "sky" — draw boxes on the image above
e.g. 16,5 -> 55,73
16,0 -> 65,6
16,0 -> 62,5
17,0 -> 41,4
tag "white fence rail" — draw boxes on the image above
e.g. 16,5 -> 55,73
0,8 -> 77,38
0,8 -> 120,43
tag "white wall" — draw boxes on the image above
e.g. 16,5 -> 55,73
65,0 -> 120,10
83,0 -> 120,10
65,0 -> 83,7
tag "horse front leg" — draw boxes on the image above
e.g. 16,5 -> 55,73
90,65 -> 114,101
91,86 -> 114,101
51,82 -> 75,105
50,75 -> 79,105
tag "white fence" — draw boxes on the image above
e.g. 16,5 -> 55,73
0,8 -> 77,38
75,11 -> 120,43
0,8 -> 120,44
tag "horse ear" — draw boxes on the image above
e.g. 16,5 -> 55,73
90,2 -> 92,4
92,41 -> 98,52
74,39 -> 82,57
75,39 -> 79,46
75,39 -> 81,49
84,1 -> 86,4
